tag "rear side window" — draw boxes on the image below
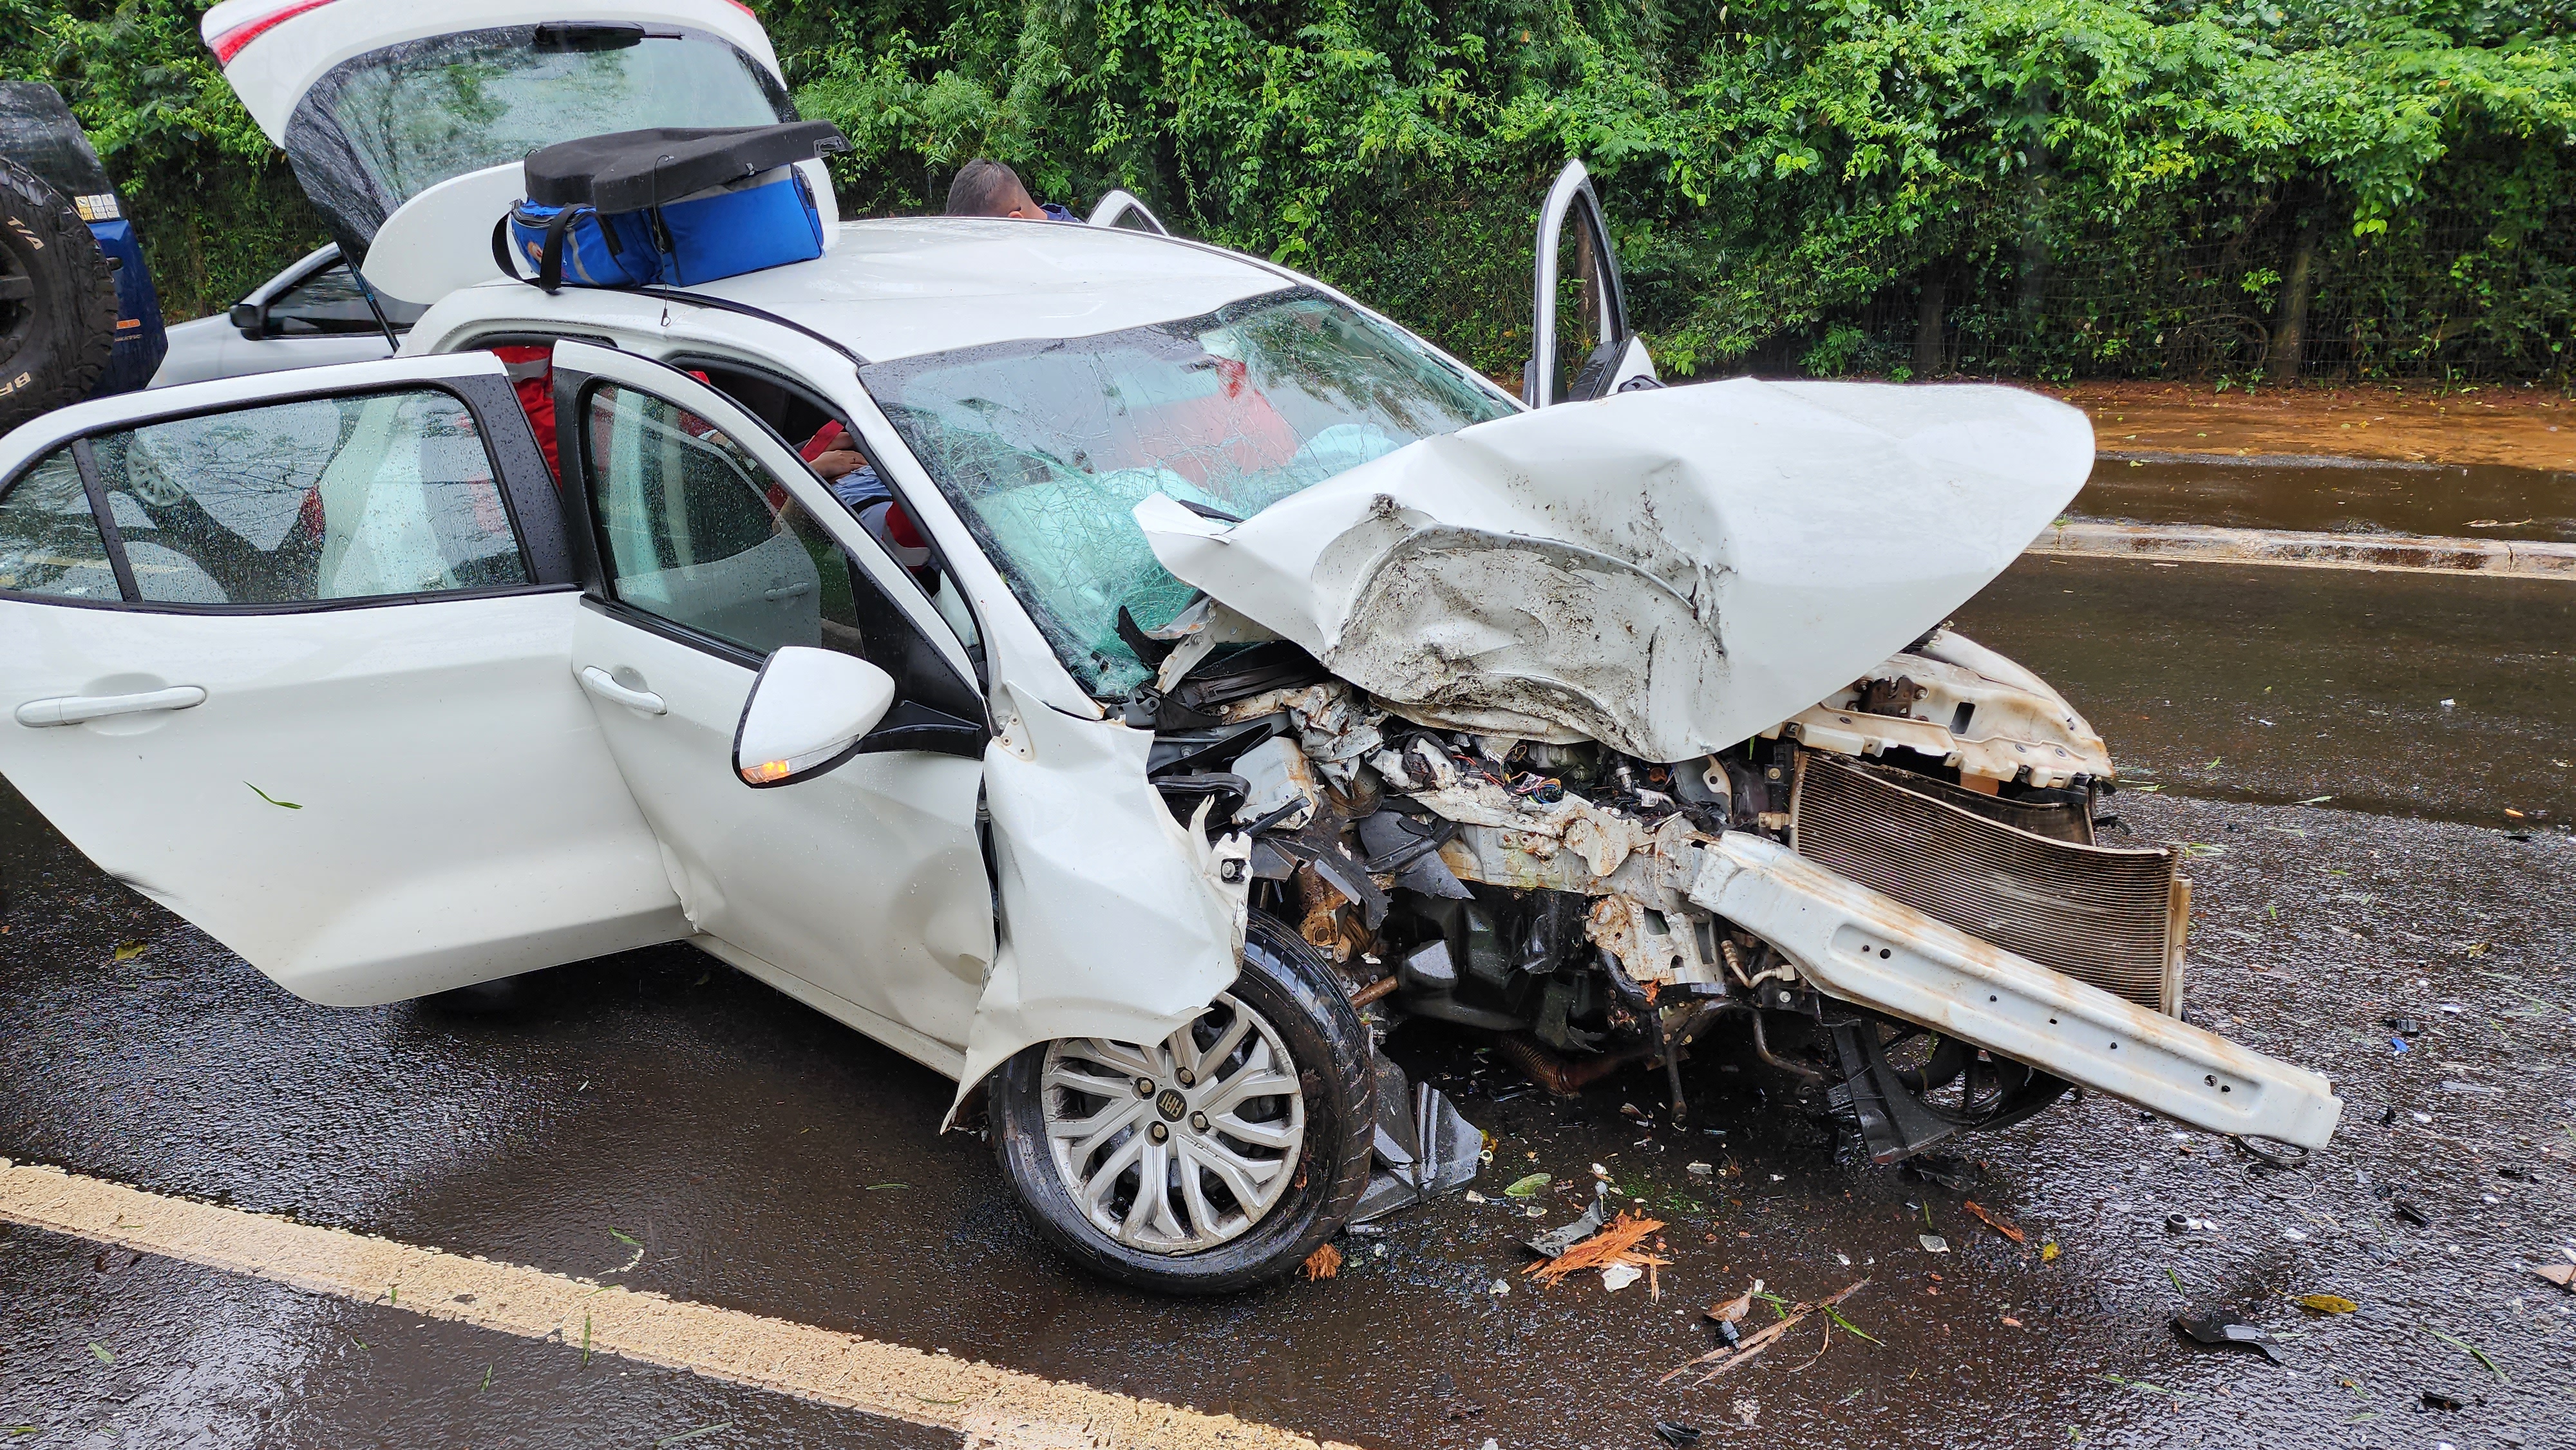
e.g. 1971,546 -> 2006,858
84,390 -> 528,605
0,448 -> 118,600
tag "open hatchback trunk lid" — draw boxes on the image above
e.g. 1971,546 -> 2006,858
203,0 -> 800,303
1137,379 -> 2094,762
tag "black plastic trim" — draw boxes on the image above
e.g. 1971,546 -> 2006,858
639,288 -> 871,369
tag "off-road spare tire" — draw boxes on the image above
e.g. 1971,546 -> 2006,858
0,155 -> 115,433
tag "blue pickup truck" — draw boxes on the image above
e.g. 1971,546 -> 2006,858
0,81 -> 167,431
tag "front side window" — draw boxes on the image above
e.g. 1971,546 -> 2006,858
287,26 -> 792,245
86,390 -> 527,605
583,383 -> 882,663
262,263 -> 428,335
0,449 -> 118,600
862,288 -> 1513,695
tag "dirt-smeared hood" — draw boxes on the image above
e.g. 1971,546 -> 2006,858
1135,378 -> 2093,763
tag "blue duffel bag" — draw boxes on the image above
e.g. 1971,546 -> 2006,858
492,121 -> 849,292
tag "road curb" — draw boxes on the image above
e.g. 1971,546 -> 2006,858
2031,521 -> 2576,578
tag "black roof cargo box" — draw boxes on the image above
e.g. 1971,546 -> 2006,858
525,122 -> 849,214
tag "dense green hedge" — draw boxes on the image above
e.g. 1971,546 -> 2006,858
10,0 -> 2573,384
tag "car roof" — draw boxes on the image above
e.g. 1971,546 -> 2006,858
680,216 -> 1295,363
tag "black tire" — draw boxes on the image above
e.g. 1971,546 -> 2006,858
0,156 -> 116,435
992,912 -> 1374,1295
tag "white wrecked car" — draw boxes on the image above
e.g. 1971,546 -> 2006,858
0,0 -> 2337,1294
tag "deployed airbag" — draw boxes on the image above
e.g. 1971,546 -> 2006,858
1135,379 -> 2092,762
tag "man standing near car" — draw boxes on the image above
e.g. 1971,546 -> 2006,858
944,159 -> 1075,222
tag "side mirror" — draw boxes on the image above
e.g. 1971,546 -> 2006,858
229,300 -> 268,339
732,646 -> 895,788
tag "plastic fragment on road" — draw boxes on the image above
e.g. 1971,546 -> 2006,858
2297,1294 -> 2360,1314
2421,1389 -> 2463,1412
2393,1201 -> 2434,1227
2172,1308 -> 2285,1366
1653,1422 -> 1701,1447
1918,1234 -> 1950,1254
1602,1263 -> 1643,1292
1525,1196 -> 1607,1259
2534,1263 -> 2575,1290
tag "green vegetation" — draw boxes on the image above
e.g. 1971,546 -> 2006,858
10,0 -> 2574,384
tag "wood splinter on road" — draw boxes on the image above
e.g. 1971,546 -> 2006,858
0,1159 -> 1361,1450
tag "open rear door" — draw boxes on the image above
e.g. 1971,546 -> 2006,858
1526,159 -> 1657,406
0,353 -> 686,1004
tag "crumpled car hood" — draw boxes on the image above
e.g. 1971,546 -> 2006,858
1135,378 -> 2093,763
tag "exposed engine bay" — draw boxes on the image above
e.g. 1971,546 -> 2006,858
1122,595 -> 2339,1178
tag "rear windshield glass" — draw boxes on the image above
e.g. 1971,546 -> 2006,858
286,26 -> 791,249
861,288 -> 1514,697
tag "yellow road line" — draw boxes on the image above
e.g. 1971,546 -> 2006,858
0,1159 -> 1359,1450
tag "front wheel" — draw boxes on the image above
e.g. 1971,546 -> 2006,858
991,913 -> 1374,1294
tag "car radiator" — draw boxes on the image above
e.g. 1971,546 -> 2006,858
1786,754 -> 2186,1015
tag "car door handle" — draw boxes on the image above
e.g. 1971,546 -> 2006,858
16,685 -> 207,727
578,667 -> 666,716
763,581 -> 813,601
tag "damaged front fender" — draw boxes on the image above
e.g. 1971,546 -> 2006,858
951,683 -> 1245,1121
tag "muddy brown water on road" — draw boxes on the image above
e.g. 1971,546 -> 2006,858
2078,456 -> 2576,543
2,772 -> 2571,1449
1955,555 -> 2576,829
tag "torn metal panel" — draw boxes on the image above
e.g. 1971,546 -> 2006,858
1774,628 -> 2114,788
1137,379 -> 2092,763
1349,1050 -> 1484,1224
952,683 -> 1244,1118
1688,833 -> 2343,1149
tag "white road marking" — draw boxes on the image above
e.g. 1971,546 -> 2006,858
0,1159 -> 1359,1450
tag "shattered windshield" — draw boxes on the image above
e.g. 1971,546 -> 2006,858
285,26 -> 791,249
862,288 -> 1513,696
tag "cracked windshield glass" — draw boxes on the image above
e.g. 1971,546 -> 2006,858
862,289 -> 1513,694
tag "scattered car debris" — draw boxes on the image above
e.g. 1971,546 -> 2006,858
1918,1233 -> 1951,1254
2296,1294 -> 2360,1314
1525,1194 -> 1608,1259
1602,1263 -> 1645,1292
1502,1172 -> 1553,1199
2041,1240 -> 2061,1263
1352,1054 -> 1485,1223
2393,1201 -> 2434,1227
2172,1308 -> 2285,1365
1962,1200 -> 2026,1245
1651,1422 -> 1701,1447
1302,1243 -> 1342,1281
2533,1263 -> 2575,1291
2421,1389 -> 2464,1413
1662,1281 -> 1871,1384
1523,1209 -> 1668,1297
2384,1017 -> 2423,1037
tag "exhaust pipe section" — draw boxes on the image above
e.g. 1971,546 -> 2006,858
1689,833 -> 2343,1151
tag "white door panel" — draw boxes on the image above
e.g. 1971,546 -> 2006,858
572,609 -> 989,1046
0,592 -> 687,1004
551,346 -> 995,1056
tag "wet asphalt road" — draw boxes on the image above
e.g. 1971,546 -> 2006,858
5,560 -> 2575,1450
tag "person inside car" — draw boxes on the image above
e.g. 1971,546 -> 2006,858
944,158 -> 1075,222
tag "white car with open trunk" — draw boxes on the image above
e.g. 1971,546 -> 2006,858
0,0 -> 2339,1292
